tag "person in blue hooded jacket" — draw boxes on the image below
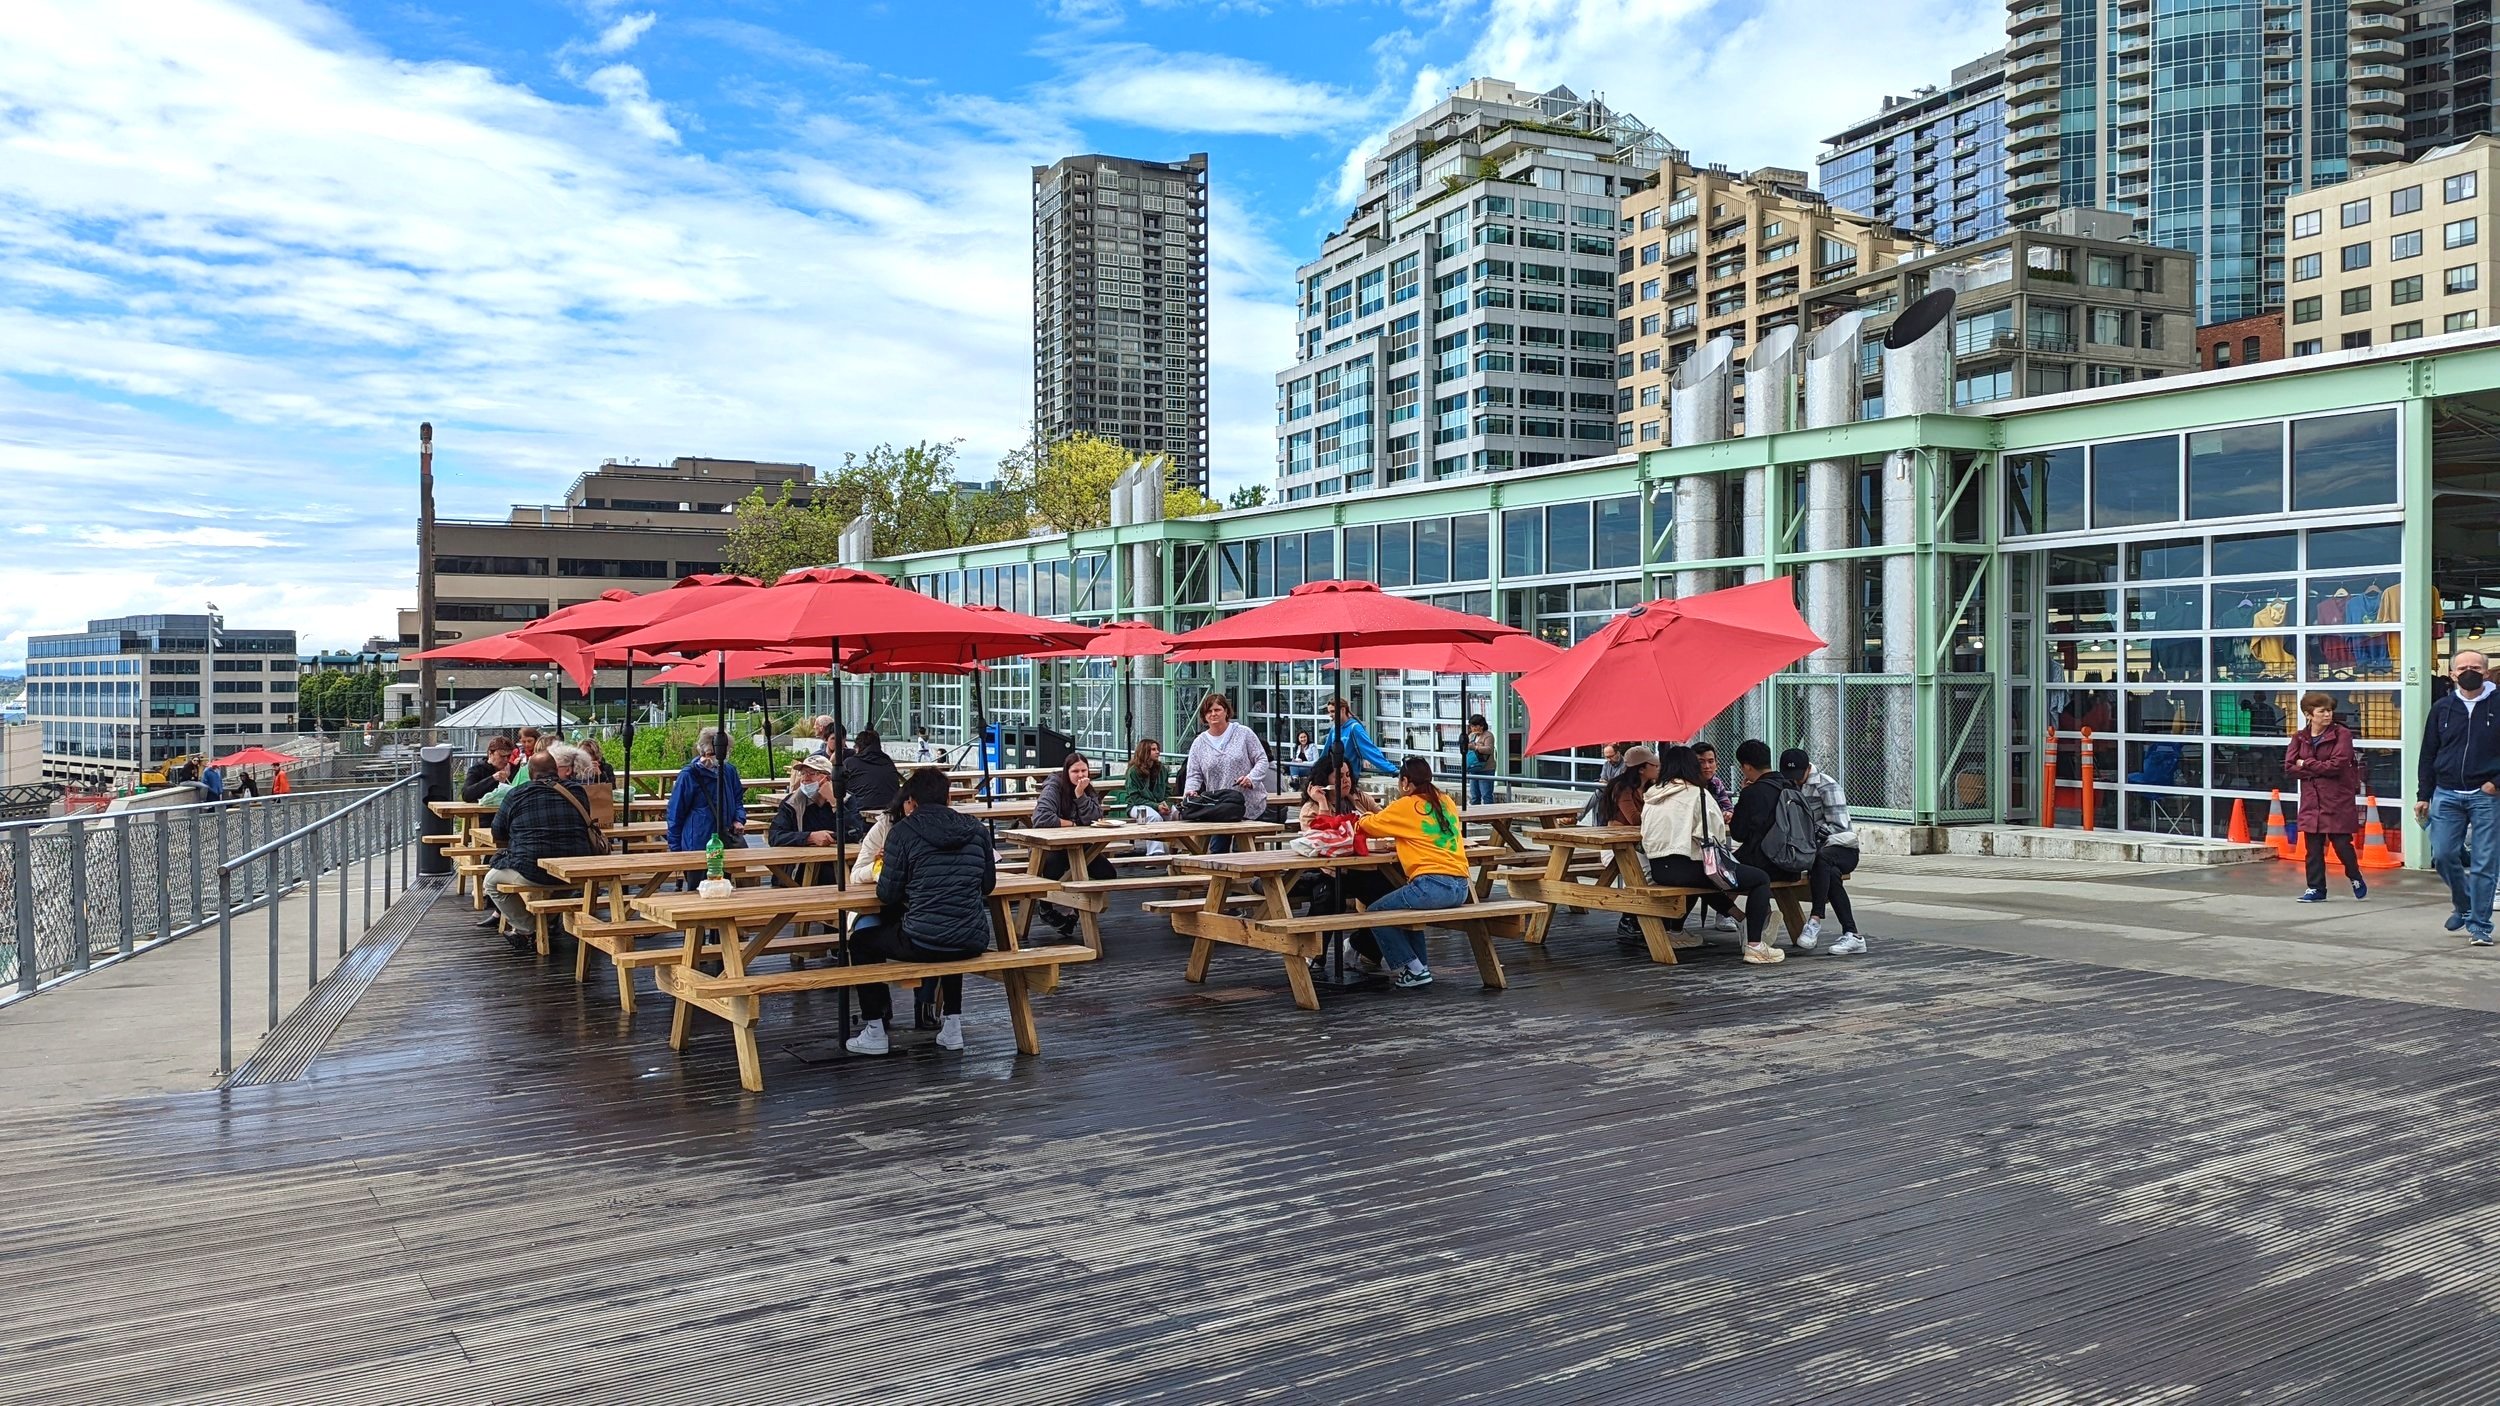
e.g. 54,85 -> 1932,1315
663,726 -> 747,852
1322,698 -> 1395,778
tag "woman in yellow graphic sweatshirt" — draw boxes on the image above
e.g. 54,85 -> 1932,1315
1353,757 -> 1471,989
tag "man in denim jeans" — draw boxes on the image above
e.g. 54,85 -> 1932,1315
2417,651 -> 2500,945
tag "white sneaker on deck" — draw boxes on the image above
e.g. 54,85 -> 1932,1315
937,1014 -> 965,1051
1741,942 -> 1785,965
1828,933 -> 1867,957
845,1020 -> 890,1056
1711,912 -> 1739,933
1797,917 -> 1822,951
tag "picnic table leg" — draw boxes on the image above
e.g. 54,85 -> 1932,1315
729,996 -> 763,1092
1282,950 -> 1321,1011
1464,923 -> 1508,990
1772,885 -> 1808,944
1003,969 -> 1041,1055
1184,872 -> 1230,985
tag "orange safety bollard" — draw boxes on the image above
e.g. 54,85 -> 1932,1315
2042,727 -> 2059,829
2263,790 -> 2295,860
2227,796 -> 2251,844
2358,795 -> 2402,870
2079,725 -> 2096,831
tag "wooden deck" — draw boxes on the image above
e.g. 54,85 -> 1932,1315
7,878 -> 2500,1403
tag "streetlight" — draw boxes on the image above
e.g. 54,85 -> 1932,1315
442,673 -> 458,721
204,600 -> 223,764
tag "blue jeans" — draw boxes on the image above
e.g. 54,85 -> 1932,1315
1368,871 -> 1469,971
1467,777 -> 1495,805
2429,788 -> 2500,938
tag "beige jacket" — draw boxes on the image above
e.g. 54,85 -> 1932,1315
1639,779 -> 1728,861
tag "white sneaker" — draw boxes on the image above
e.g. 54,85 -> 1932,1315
937,1014 -> 964,1051
1741,942 -> 1786,965
1829,933 -> 1866,956
1797,917 -> 1822,951
1712,912 -> 1739,933
845,1020 -> 890,1055
1352,954 -> 1388,975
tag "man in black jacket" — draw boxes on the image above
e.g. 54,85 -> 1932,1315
768,755 -> 843,849
1727,738 -> 1801,880
849,767 -> 997,1055
2417,649 -> 2500,944
461,736 -> 515,803
482,751 -> 602,950
840,729 -> 902,815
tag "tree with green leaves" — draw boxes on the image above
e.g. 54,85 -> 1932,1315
722,440 -> 1030,580
1227,483 -> 1269,510
996,432 -> 1222,532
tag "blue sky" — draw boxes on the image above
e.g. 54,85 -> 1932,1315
0,0 -> 2002,663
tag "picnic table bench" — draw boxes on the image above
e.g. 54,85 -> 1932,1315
1506,826 -> 1807,963
1163,848 -> 1543,1010
538,845 -> 854,1011
997,819 -> 1288,955
631,872 -> 1085,1091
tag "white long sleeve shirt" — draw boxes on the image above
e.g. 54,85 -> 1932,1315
1184,723 -> 1270,806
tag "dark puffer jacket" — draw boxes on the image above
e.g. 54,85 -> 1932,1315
840,749 -> 903,814
874,804 -> 998,955
488,780 -> 603,886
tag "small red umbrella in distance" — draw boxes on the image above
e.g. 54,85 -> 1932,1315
1028,619 -> 1179,774
1511,576 -> 1826,756
406,629 -> 595,738
211,745 -> 296,769
1168,580 -> 1523,805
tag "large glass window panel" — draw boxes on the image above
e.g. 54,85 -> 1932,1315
1276,534 -> 1304,594
2127,739 -> 2205,787
2046,589 -> 2117,635
2125,585 -> 2203,632
2125,637 -> 2205,682
2212,742 -> 2288,791
2213,531 -> 2298,575
1451,513 -> 1488,581
2124,687 -> 2202,731
1502,507 -> 1543,575
1593,496 -> 1641,568
2212,632 -> 2299,683
2310,633 -> 2402,682
1414,518 -> 1451,586
2186,423 -> 2284,520
2053,636 -> 2119,686
2211,579 -> 2296,629
2306,522 -> 2400,569
2291,410 -> 2399,511
1305,530 -> 1336,581
2048,544 -> 2118,585
1546,502 -> 1593,573
2091,436 -> 2181,527
2004,446 -> 2085,535
2127,538 -> 2204,581
1377,522 -> 1413,587
1343,526 -> 1375,582
1217,543 -> 1246,602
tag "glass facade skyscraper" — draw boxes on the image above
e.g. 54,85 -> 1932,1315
1819,51 -> 2010,247
2004,0 -> 2351,322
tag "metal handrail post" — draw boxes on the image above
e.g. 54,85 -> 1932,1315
10,826 -> 35,997
340,808 -> 352,956
308,827 -> 322,989
155,814 -> 172,946
266,849 -> 281,1032
359,799 -> 372,941
114,817 -> 136,958
216,868 -> 234,1076
67,817 -> 91,976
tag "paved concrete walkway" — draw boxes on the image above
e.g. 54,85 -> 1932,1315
1850,853 -> 2500,1012
0,853 -> 406,1113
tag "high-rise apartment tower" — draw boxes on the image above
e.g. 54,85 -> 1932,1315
1819,51 -> 2010,247
1272,80 -> 1671,500
1032,153 -> 1211,494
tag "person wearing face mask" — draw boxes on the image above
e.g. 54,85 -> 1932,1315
768,754 -> 844,850
2417,650 -> 2500,945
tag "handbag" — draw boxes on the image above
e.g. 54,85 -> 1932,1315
1177,789 -> 1247,823
1305,810 -> 1367,858
1690,800 -> 1738,892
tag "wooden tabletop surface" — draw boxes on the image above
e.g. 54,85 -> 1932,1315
997,819 -> 1284,848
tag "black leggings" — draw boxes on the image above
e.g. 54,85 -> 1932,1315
849,920 -> 972,1021
1809,849 -> 1859,931
2304,830 -> 2360,888
1650,855 -> 1771,943
1298,868 -> 1390,962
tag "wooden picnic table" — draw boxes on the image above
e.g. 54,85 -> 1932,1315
1162,848 -> 1540,1010
540,845 -> 853,1010
1506,825 -> 1805,963
956,798 -> 1039,825
1462,801 -> 1589,852
630,871 -> 1077,1091
997,819 -> 1287,955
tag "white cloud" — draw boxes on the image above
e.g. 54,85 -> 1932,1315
74,526 -> 283,551
582,63 -> 679,142
591,11 -> 657,54
1065,46 -> 1361,136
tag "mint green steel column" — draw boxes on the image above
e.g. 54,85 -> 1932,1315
2400,382 -> 2435,870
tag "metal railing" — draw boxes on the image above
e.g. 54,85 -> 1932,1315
214,775 -> 428,1074
0,777 -> 429,1069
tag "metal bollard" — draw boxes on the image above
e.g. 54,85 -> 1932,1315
155,814 -> 171,946
309,828 -> 322,988
217,868 -> 234,1076
67,817 -> 91,975
2079,724 -> 2097,832
266,849 -> 281,1032
114,817 -> 136,958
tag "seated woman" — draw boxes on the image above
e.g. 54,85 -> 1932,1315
1293,755 -> 1388,973
1639,745 -> 1780,965
1352,757 -> 1472,990
1599,746 -> 1657,937
1119,738 -> 1175,822
847,767 -> 997,1056
1030,752 -> 1113,936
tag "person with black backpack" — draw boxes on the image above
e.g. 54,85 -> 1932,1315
1730,739 -> 1821,953
1781,748 -> 1865,957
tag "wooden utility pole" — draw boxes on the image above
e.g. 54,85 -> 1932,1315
417,422 -> 437,727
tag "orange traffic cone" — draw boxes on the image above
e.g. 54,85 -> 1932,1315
2359,795 -> 2402,870
2227,797 -> 2251,844
2264,790 -> 2296,861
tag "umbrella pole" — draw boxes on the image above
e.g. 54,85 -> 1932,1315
714,652 -> 728,853
1459,674 -> 1469,810
621,659 -> 635,800
829,640 -> 855,1050
551,674 -> 562,741
1330,633 -> 1348,815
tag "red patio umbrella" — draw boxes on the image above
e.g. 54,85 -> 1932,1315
1511,577 -> 1826,756
846,603 -> 1100,800
405,628 -> 595,745
1027,618 -> 1178,780
211,745 -> 296,769
1167,580 -> 1523,805
519,575 -> 761,799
